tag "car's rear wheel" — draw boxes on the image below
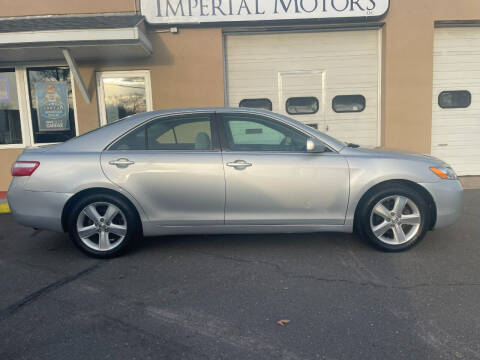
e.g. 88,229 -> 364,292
358,184 -> 430,251
68,193 -> 140,258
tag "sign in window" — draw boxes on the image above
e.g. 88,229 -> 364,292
27,67 -> 76,144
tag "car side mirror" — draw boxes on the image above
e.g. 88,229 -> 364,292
306,138 -> 328,153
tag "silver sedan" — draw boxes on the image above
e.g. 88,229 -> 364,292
8,108 -> 463,257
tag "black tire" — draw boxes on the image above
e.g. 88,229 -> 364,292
357,183 -> 431,252
68,193 -> 140,258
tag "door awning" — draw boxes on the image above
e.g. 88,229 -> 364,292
0,14 -> 152,63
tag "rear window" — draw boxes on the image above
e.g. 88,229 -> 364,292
438,90 -> 471,109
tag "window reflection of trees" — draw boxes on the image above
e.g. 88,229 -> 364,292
103,77 -> 147,123
29,68 -> 73,109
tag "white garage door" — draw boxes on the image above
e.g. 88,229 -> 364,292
225,29 -> 381,147
432,27 -> 480,175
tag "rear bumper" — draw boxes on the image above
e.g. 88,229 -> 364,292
420,180 -> 463,229
7,178 -> 70,232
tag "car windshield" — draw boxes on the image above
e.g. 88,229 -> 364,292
281,115 -> 347,149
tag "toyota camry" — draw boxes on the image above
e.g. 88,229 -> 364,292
7,108 -> 463,257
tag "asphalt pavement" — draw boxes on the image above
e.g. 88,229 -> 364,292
0,190 -> 479,360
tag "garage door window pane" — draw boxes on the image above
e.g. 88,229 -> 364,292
0,69 -> 22,145
102,76 -> 148,124
438,91 -> 471,109
239,99 -> 272,111
332,95 -> 366,113
27,67 -> 76,144
286,97 -> 319,115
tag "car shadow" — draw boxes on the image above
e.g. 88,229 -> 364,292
137,231 -> 369,254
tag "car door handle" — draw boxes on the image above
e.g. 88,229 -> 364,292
226,160 -> 252,169
109,158 -> 135,168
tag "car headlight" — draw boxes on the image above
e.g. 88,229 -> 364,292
430,166 -> 457,180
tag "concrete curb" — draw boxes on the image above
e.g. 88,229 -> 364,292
0,191 -> 10,214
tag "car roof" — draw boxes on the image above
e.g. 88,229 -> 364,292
51,107 -> 345,153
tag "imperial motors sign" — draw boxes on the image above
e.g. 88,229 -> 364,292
142,0 -> 390,24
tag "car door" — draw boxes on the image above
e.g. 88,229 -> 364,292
101,112 -> 225,226
218,112 -> 349,225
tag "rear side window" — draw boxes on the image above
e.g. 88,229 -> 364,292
239,98 -> 272,111
438,90 -> 471,109
286,97 -> 319,115
332,95 -> 366,113
110,114 -> 214,151
147,119 -> 212,150
111,126 -> 146,150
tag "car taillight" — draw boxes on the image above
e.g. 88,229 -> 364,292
11,161 -> 40,177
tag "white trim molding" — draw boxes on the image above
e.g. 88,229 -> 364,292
0,28 -> 152,52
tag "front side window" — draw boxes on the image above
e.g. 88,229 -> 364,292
239,98 -> 273,111
332,95 -> 366,113
438,90 -> 471,109
27,67 -> 76,144
222,114 -> 309,152
111,114 -> 214,151
286,97 -> 319,115
98,71 -> 152,125
0,69 -> 22,145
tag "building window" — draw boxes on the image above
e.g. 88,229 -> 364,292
332,95 -> 366,113
0,69 -> 22,145
27,67 -> 76,144
438,90 -> 471,109
97,71 -> 153,125
239,98 -> 272,111
286,97 -> 319,115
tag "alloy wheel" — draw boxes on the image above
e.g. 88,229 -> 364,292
76,202 -> 127,251
369,195 -> 422,245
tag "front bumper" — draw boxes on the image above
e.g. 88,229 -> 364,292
8,178 -> 70,232
420,180 -> 463,229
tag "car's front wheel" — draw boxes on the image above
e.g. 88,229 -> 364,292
358,184 -> 431,251
68,193 -> 140,258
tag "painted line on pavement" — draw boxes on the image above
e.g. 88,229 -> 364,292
0,202 -> 10,214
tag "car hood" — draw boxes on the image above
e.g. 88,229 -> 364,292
340,146 -> 447,166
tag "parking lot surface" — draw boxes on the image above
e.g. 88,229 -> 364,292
1,190 -> 479,360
